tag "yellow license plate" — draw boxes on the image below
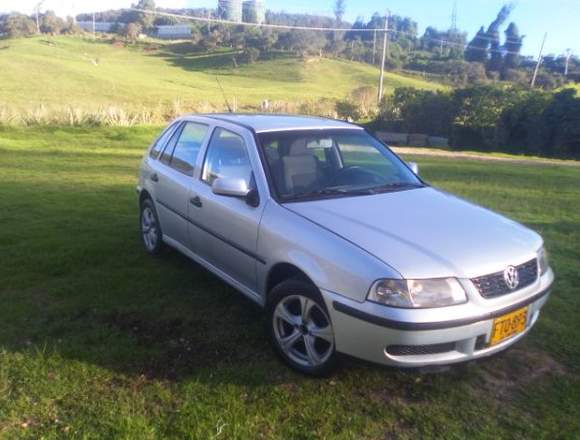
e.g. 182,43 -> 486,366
490,307 -> 528,346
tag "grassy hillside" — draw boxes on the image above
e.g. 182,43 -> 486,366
0,36 -> 443,114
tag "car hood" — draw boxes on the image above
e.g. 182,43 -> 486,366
285,187 -> 542,279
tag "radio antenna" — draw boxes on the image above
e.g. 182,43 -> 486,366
215,76 -> 233,113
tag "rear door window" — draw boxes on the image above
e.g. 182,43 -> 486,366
169,122 -> 210,175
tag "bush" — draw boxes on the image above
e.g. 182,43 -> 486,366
502,68 -> 529,86
335,99 -> 363,121
240,47 -> 260,64
0,13 -> 36,37
379,88 -> 455,137
404,59 -> 487,86
374,85 -> 580,158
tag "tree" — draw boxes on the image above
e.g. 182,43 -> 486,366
240,47 -> 260,64
420,26 -> 466,59
40,11 -> 65,35
133,0 -> 155,31
0,13 -> 36,37
62,17 -> 82,35
486,4 -> 514,71
285,30 -> 326,57
123,22 -> 142,43
503,22 -> 524,69
334,0 -> 346,24
465,26 -> 489,63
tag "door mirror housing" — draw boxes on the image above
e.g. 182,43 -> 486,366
407,161 -> 419,175
212,177 -> 251,198
212,178 -> 260,207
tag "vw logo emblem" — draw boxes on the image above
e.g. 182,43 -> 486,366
503,266 -> 520,290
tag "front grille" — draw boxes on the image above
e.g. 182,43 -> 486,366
386,342 -> 456,356
472,259 -> 538,299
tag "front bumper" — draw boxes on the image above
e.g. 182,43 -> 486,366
322,269 -> 554,367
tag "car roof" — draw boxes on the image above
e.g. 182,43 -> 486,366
190,113 -> 363,134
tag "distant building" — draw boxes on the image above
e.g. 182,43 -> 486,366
218,0 -> 243,23
77,21 -> 116,33
242,0 -> 265,24
156,25 -> 193,39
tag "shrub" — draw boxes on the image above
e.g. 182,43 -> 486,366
240,47 -> 261,64
373,85 -> 580,158
335,99 -> 363,121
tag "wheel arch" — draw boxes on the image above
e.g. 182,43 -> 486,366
265,263 -> 316,300
139,189 -> 152,207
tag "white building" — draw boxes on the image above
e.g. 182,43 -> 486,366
76,21 -> 116,33
156,25 -> 193,39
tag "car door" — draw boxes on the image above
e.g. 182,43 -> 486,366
151,121 -> 210,247
189,126 -> 265,292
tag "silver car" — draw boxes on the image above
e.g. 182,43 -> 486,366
137,114 -> 554,375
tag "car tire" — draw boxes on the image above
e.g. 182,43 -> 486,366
140,197 -> 165,255
267,278 -> 338,376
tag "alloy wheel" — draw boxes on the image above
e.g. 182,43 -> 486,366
141,205 -> 159,251
272,295 -> 335,368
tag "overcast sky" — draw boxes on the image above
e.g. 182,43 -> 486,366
1,0 -> 577,56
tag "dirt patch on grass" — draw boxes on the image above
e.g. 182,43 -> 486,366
474,345 -> 567,398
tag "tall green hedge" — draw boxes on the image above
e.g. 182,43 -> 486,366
376,85 -> 580,159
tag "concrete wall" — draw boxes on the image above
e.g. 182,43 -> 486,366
375,131 -> 449,148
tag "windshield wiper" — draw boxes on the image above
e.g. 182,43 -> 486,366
284,187 -> 373,202
368,182 -> 424,194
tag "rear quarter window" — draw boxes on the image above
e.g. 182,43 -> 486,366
149,122 -> 179,159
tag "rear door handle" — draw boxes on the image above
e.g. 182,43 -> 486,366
190,195 -> 202,208
150,173 -> 159,183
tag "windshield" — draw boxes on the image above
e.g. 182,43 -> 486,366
258,129 -> 423,202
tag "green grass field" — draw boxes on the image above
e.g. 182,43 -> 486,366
0,126 -> 579,439
0,36 -> 442,114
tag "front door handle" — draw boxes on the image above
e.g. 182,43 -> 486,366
190,196 -> 202,208
150,173 -> 159,183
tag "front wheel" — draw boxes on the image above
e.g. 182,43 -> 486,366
267,279 -> 337,376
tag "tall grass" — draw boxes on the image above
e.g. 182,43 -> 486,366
0,103 -> 202,127
0,99 -> 341,127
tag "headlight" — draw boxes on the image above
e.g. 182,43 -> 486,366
538,247 -> 550,275
368,278 -> 467,309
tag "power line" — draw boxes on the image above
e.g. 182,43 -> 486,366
132,8 -> 383,33
131,8 -> 545,57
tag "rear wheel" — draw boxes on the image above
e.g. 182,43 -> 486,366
140,198 -> 165,255
267,279 -> 337,376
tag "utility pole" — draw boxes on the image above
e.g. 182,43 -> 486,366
377,10 -> 390,103
34,1 -> 45,34
530,32 -> 547,88
92,11 -> 96,39
564,49 -> 572,76
372,30 -> 377,65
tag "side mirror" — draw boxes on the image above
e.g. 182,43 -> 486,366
407,162 -> 419,175
212,177 -> 251,198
